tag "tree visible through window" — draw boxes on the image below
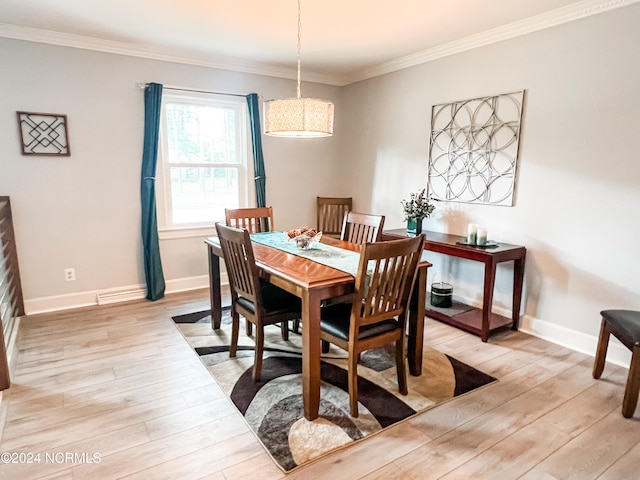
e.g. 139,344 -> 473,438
158,92 -> 249,230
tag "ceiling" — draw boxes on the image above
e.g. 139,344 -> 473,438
0,0 -> 632,85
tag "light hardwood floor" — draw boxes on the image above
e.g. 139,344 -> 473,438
0,288 -> 638,479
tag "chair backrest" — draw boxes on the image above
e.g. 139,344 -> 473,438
317,197 -> 352,236
215,222 -> 261,307
350,235 -> 425,331
340,212 -> 385,244
225,207 -> 274,233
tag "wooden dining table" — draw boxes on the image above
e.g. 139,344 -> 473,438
205,234 -> 431,421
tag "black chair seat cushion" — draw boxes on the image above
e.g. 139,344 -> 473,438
320,303 -> 399,342
601,310 -> 640,349
237,280 -> 301,316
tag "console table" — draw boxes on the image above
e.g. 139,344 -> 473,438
383,229 -> 526,342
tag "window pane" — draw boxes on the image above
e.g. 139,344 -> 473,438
170,166 -> 239,224
165,102 -> 238,164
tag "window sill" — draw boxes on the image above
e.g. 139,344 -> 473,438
159,225 -> 216,240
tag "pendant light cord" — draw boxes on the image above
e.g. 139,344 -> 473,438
296,0 -> 302,99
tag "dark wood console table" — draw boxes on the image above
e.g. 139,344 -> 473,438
383,229 -> 526,342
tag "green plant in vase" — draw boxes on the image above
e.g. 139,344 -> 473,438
401,188 -> 435,235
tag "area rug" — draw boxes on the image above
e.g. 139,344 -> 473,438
172,309 -> 497,472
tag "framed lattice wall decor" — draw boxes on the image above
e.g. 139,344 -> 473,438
17,111 -> 71,156
427,90 -> 524,206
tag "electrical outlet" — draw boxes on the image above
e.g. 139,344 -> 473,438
64,268 -> 76,281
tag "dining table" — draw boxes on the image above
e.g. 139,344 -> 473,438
205,232 -> 431,421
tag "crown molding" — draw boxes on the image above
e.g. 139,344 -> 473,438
1,0 -> 638,87
342,0 -> 640,85
0,23 -> 342,86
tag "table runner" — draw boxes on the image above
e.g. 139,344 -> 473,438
250,231 -> 360,276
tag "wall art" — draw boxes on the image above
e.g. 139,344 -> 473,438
17,111 -> 70,156
427,90 -> 524,206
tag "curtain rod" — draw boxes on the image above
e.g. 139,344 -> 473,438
137,83 -> 249,98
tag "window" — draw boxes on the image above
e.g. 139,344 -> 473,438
157,91 -> 252,236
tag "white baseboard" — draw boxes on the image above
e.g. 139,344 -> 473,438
23,274 -> 218,314
24,291 -> 98,314
519,313 -> 631,368
448,294 -> 631,369
165,275 -> 213,294
22,281 -> 631,369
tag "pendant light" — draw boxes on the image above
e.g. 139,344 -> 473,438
263,0 -> 334,138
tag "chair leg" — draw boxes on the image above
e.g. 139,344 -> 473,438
246,319 -> 253,337
395,338 -> 408,395
322,339 -> 330,354
593,319 -> 610,379
253,326 -> 265,381
622,345 -> 640,418
229,311 -> 240,358
281,321 -> 289,341
293,320 -> 300,334
348,350 -> 359,417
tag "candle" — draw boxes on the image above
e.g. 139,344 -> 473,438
430,281 -> 453,308
477,227 -> 487,245
467,223 -> 477,244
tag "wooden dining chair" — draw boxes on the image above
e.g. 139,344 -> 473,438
295,211 -> 387,336
224,206 -> 276,335
215,223 -> 302,381
317,197 -> 352,237
593,309 -> 640,418
340,211 -> 385,244
320,234 -> 425,417
225,206 -> 274,233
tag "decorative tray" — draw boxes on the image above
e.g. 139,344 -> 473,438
456,240 -> 499,248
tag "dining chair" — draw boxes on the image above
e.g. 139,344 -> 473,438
215,223 -> 302,381
320,234 -> 425,417
225,206 -> 274,233
225,206 -> 276,335
340,211 -> 385,244
295,211 -> 387,336
593,309 -> 640,418
317,197 -> 352,237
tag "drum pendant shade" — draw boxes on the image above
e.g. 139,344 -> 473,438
263,0 -> 334,138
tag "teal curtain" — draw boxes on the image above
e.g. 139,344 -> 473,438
247,93 -> 266,207
140,83 -> 166,301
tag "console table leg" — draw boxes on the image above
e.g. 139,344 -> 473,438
482,261 -> 497,342
512,253 -> 526,330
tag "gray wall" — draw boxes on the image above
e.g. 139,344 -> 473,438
1,4 -> 639,363
340,4 -> 640,359
0,39 -> 343,309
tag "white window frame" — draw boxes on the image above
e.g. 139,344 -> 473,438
156,91 -> 254,239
